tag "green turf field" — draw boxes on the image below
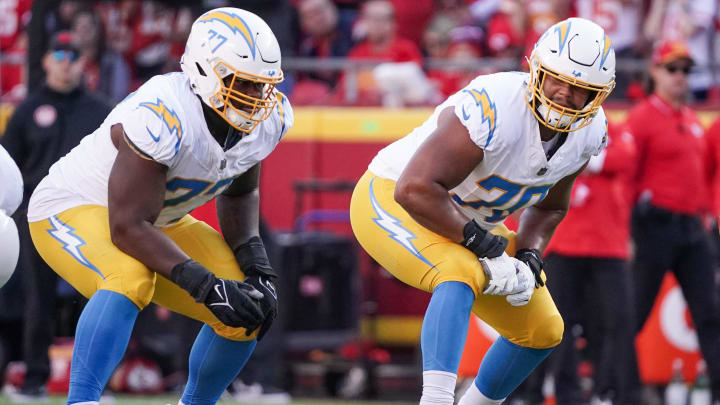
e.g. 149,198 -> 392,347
0,395 -> 415,405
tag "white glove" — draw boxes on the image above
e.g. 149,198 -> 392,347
506,260 -> 535,306
479,252 -> 518,295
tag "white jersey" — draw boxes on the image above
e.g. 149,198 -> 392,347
28,72 -> 293,226
369,72 -> 607,230
0,144 -> 23,216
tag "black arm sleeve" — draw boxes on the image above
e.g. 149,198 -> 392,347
222,163 -> 260,197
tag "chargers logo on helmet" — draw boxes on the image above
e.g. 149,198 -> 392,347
526,17 -> 616,133
181,7 -> 284,133
599,35 -> 613,71
198,10 -> 257,60
554,20 -> 572,56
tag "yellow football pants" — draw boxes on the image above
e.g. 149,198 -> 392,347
350,171 -> 563,349
29,205 -> 256,341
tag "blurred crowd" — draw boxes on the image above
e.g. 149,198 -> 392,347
2,0 -> 720,404
1,0 -> 719,108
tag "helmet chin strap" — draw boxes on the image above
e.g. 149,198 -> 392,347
537,103 -> 573,129
225,108 -> 254,131
209,95 -> 254,131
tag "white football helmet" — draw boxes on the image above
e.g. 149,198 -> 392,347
181,8 -> 283,133
0,210 -> 19,288
526,18 -> 615,132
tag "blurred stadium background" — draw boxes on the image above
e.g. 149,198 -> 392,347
0,0 -> 719,404
5,396 -> 415,405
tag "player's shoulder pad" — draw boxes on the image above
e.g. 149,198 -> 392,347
453,72 -> 523,150
582,107 -> 609,157
269,91 -> 294,141
120,74 -> 187,166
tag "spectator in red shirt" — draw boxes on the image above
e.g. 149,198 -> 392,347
707,118 -> 720,222
100,0 -> 189,89
0,31 -> 28,103
422,15 -> 456,60
292,0 -> 355,104
0,0 -> 31,102
421,0 -> 472,61
427,26 -> 485,99
338,0 -> 423,105
0,0 -> 31,53
626,39 -> 720,403
348,0 -> 422,63
298,0 -> 354,63
540,122 -> 641,405
70,8 -> 131,105
388,0 -> 435,47
705,118 -> 720,269
484,0 -> 525,59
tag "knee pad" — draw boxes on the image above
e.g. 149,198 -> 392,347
210,322 -> 258,342
0,212 -> 19,288
112,271 -> 157,310
131,275 -> 157,309
529,313 -> 564,349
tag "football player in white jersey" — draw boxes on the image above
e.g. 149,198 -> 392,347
350,18 -> 615,405
0,144 -> 23,288
25,8 -> 293,405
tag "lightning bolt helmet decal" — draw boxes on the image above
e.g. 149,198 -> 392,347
198,10 -> 257,60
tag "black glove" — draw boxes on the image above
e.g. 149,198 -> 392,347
171,260 -> 264,329
243,275 -> 277,340
515,248 -> 545,288
234,236 -> 278,341
461,219 -> 508,258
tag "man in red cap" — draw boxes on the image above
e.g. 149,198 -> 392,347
626,39 -> 720,402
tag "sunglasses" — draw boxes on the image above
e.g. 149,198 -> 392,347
664,64 -> 691,75
52,49 -> 79,62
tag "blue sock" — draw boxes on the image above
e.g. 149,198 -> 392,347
474,336 -> 554,400
181,324 -> 256,405
421,281 -> 475,372
67,290 -> 139,404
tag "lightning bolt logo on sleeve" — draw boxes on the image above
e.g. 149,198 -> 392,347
139,98 -> 183,156
462,88 -> 497,148
276,92 -> 287,138
198,10 -> 256,59
46,216 -> 103,278
368,178 -> 433,267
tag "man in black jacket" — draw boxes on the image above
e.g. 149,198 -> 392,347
1,31 -> 112,402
